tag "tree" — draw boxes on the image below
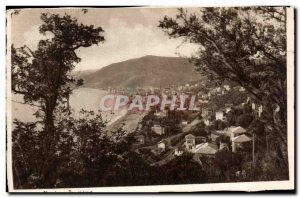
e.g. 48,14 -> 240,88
159,7 -> 288,171
160,154 -> 207,184
12,13 -> 104,133
236,113 -> 254,128
11,12 -> 105,187
215,149 -> 242,181
213,119 -> 227,130
56,110 -> 127,187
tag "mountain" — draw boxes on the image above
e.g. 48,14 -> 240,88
75,55 -> 203,89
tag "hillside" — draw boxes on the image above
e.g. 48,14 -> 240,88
75,55 -> 202,89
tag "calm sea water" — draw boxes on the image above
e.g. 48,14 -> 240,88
11,88 -> 124,124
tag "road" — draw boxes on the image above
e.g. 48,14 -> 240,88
106,111 -> 147,134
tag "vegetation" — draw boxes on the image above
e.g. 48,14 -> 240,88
10,7 -> 289,189
159,7 -> 288,180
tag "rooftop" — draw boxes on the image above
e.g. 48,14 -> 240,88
232,134 -> 252,143
185,134 -> 195,139
193,142 -> 218,155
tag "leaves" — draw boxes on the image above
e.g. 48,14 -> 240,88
158,6 -> 288,176
11,12 -> 107,188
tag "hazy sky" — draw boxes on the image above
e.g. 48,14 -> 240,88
9,7 -> 200,71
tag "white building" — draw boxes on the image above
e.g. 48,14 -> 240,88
225,103 -> 233,113
232,134 -> 252,152
204,119 -> 211,126
252,103 -> 256,111
215,111 -> 224,121
224,85 -> 230,91
157,140 -> 166,152
182,121 -> 188,126
192,142 -> 218,155
184,134 -> 196,151
216,126 -> 246,140
227,126 -> 246,139
174,148 -> 183,156
239,87 -> 246,92
225,107 -> 231,113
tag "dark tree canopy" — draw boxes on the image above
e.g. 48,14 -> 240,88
159,7 -> 288,167
12,13 -> 104,111
11,13 -> 106,188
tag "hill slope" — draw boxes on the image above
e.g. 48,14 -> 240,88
76,55 -> 202,89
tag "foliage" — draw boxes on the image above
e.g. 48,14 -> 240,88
12,109 -> 129,188
159,154 -> 207,184
236,113 -> 255,128
159,7 -> 288,177
210,89 -> 249,110
11,12 -> 109,188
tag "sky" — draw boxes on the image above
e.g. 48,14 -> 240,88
9,7 -> 200,71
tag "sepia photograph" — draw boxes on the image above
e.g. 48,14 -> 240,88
6,6 -> 295,192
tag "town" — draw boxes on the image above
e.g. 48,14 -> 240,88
8,7 -> 290,190
103,80 -> 265,181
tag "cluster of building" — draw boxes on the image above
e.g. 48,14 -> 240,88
130,82 -> 265,168
172,125 -> 252,158
198,85 -> 246,101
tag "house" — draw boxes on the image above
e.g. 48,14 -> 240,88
184,134 -> 196,151
225,107 -> 232,113
225,103 -> 233,113
152,124 -> 165,135
239,87 -> 246,92
232,134 -> 252,152
225,108 -> 231,113
224,85 -> 230,91
192,142 -> 218,155
204,119 -> 211,126
227,126 -> 246,139
174,147 -> 183,156
157,140 -> 167,152
216,126 -> 246,139
215,111 -> 224,121
181,120 -> 188,126
251,103 -> 256,111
